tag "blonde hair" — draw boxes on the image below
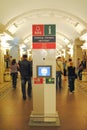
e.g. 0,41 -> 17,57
29,56 -> 32,61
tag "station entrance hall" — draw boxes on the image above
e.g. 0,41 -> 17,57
0,0 -> 87,130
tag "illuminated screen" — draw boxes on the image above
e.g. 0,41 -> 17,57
37,66 -> 52,77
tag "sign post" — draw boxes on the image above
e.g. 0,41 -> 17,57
29,24 -> 60,126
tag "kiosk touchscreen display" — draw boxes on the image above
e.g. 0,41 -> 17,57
37,65 -> 52,77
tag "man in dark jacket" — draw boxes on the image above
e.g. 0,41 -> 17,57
19,54 -> 32,100
67,62 -> 76,93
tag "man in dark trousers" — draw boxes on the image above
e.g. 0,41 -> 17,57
19,54 -> 32,100
67,61 -> 76,93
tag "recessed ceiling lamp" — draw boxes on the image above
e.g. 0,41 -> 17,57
80,32 -> 87,41
64,38 -> 69,44
0,32 -> 13,41
67,44 -> 73,48
7,24 -> 18,34
75,23 -> 85,34
20,44 -> 26,49
81,41 -> 87,49
24,38 -> 30,43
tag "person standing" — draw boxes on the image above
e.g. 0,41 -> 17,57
10,59 -> 18,89
19,54 -> 32,100
56,57 -> 63,89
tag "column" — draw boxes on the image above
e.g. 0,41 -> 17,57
73,38 -> 83,67
29,24 -> 60,126
0,40 -> 4,83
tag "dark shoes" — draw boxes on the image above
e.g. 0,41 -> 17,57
23,94 -> 32,100
23,96 -> 26,100
13,86 -> 16,89
13,85 -> 16,89
28,94 -> 32,99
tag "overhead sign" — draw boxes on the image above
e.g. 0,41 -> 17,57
32,24 -> 56,49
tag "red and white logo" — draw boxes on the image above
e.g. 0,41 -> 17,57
32,25 -> 44,36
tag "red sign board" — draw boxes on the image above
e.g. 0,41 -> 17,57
34,77 -> 43,84
32,43 -> 56,49
32,25 -> 44,36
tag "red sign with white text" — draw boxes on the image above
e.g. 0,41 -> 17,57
32,43 -> 56,49
32,25 -> 44,36
34,77 -> 43,84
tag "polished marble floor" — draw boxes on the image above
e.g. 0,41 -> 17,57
0,77 -> 87,130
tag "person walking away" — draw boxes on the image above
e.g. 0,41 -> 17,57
56,57 -> 63,89
67,62 -> 76,93
19,54 -> 32,100
63,60 -> 67,80
67,58 -> 73,87
78,61 -> 84,80
10,59 -> 18,89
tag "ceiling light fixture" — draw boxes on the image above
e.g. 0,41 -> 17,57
7,24 -> 18,34
0,32 -> 13,41
75,23 -> 85,34
24,38 -> 30,43
81,42 -> 87,49
80,32 -> 87,41
64,38 -> 69,44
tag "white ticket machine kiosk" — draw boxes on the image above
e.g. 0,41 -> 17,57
29,24 -> 60,126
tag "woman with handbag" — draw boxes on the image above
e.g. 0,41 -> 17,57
56,57 -> 63,89
10,59 -> 18,89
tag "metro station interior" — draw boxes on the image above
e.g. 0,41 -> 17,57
0,0 -> 87,130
